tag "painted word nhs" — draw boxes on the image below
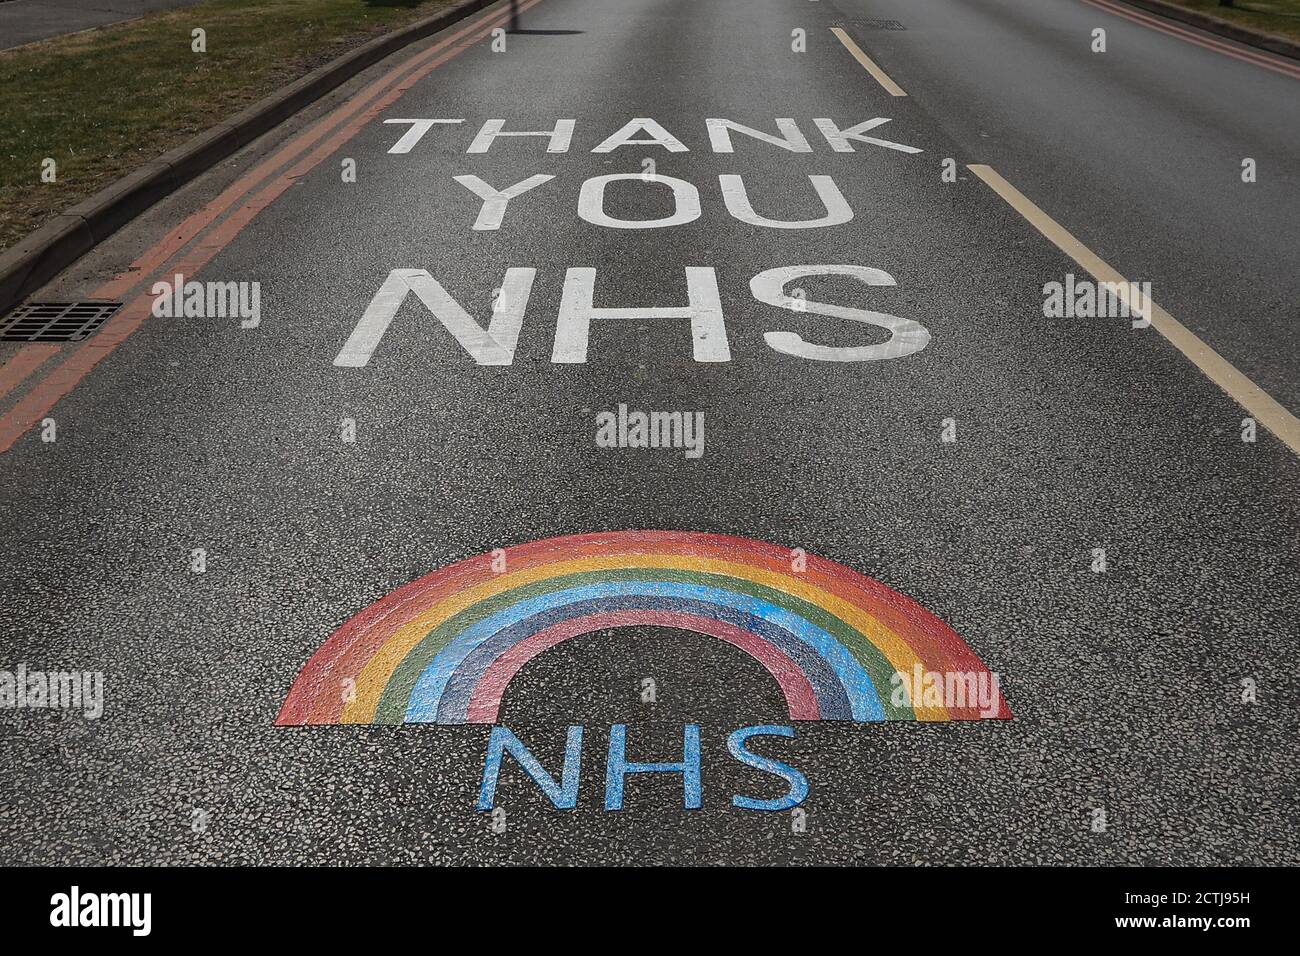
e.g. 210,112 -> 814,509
478,724 -> 808,812
337,265 -> 929,367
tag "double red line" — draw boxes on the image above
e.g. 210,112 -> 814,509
1081,0 -> 1300,80
0,0 -> 546,453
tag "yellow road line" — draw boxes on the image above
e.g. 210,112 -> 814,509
830,27 -> 907,97
969,163 -> 1300,457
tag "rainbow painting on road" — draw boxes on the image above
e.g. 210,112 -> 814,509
276,531 -> 1011,725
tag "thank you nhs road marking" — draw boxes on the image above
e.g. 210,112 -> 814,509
336,116 -> 930,368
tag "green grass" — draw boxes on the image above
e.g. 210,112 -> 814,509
1163,0 -> 1300,40
0,0 -> 453,253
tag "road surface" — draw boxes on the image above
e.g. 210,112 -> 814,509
1,0 -> 1297,865
0,0 -> 208,51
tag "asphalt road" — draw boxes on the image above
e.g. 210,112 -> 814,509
0,0 -> 208,51
1,0 -> 1297,865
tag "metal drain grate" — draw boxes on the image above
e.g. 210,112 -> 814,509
0,301 -> 122,343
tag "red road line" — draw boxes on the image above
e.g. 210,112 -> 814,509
0,345 -> 61,401
1081,0 -> 1300,80
0,0 -> 544,454
0,1 -> 519,406
93,2 -> 525,304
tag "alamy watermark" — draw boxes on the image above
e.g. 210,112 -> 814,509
595,403 -> 705,458
889,664 -> 1002,717
1043,273 -> 1151,328
151,273 -> 261,328
0,665 -> 103,719
50,886 -> 150,936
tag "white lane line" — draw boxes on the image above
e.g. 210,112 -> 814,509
969,163 -> 1300,457
830,27 -> 908,97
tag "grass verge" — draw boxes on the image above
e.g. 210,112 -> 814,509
1161,0 -> 1300,41
0,0 -> 454,254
